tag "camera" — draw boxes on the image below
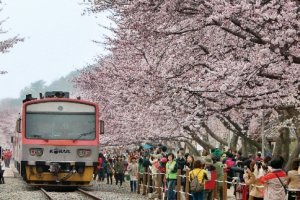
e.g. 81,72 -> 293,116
257,161 -> 262,169
230,167 -> 245,173
236,160 -> 243,168
257,161 -> 268,171
244,166 -> 248,170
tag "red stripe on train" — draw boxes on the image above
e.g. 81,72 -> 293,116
22,139 -> 99,146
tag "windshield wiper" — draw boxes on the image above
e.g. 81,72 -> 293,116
31,134 -> 48,141
73,130 -> 94,142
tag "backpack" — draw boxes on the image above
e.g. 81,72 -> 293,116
102,159 -> 107,168
190,170 -> 204,193
205,165 -> 216,190
225,159 -> 234,172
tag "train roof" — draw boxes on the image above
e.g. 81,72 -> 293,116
23,91 -> 70,103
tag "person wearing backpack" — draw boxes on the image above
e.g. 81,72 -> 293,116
166,153 -> 177,200
225,153 -> 235,189
189,160 -> 209,200
203,155 -> 216,200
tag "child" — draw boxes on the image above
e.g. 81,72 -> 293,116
127,157 -> 139,192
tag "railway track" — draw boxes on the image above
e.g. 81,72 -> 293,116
40,187 -> 102,200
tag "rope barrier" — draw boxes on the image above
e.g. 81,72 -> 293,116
139,180 -> 300,191
136,167 -> 300,200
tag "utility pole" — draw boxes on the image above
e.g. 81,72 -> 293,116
261,111 -> 265,157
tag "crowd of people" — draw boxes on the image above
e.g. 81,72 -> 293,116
93,146 -> 300,200
0,149 -> 12,184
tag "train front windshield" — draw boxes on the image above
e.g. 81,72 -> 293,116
25,102 -> 96,140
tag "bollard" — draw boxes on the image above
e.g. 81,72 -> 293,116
185,169 -> 190,200
158,171 -> 162,199
177,169 -> 181,200
223,172 -> 227,200
142,167 -> 146,195
147,167 -> 151,194
137,166 -> 141,194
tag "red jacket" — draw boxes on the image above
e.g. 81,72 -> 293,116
97,157 -> 103,170
258,169 -> 286,183
5,151 -> 12,159
205,165 -> 216,190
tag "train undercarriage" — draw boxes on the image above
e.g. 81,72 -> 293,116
15,161 -> 95,187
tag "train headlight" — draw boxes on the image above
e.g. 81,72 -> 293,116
29,148 -> 44,156
77,149 -> 91,157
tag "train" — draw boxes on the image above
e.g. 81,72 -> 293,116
12,91 -> 104,187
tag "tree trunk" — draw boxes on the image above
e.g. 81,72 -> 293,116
285,111 -> 300,170
273,135 -> 282,156
230,135 -> 238,151
185,141 -> 201,156
240,138 -> 256,157
183,126 -> 215,150
202,123 -> 228,146
242,139 -> 247,157
285,140 -> 299,170
281,128 -> 290,166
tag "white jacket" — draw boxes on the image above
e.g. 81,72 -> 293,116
0,160 -> 5,171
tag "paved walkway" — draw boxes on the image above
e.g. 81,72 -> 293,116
3,165 -> 15,178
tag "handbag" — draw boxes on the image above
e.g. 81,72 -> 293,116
109,163 -> 115,174
126,173 -> 130,181
236,182 -> 244,193
274,173 -> 288,200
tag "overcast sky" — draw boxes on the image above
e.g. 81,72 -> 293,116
0,0 -> 111,100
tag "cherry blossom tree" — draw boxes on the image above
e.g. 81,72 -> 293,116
74,0 -> 300,164
0,2 -> 24,73
0,99 -> 19,149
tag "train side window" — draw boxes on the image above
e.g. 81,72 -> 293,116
16,118 -> 22,133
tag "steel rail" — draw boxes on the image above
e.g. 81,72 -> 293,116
77,188 -> 101,200
40,188 -> 53,200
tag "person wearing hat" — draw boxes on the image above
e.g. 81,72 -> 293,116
212,155 -> 223,200
258,157 -> 287,200
203,155 -> 216,200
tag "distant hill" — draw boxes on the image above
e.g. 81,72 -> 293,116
2,70 -> 80,109
0,70 -> 81,149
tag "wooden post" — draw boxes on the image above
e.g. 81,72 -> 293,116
147,167 -> 151,194
177,169 -> 181,200
137,166 -> 140,194
185,169 -> 190,200
249,185 -> 254,200
213,183 -> 217,199
158,171 -> 162,199
142,167 -> 146,195
223,172 -> 227,200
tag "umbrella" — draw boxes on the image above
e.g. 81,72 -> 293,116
143,144 -> 152,149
